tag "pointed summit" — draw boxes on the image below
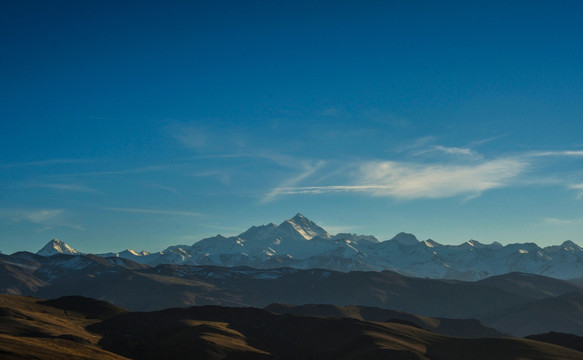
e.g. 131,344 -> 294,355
423,239 -> 442,248
278,213 -> 329,240
490,241 -> 503,248
466,240 -> 482,247
291,213 -> 307,221
37,239 -> 80,256
560,240 -> 581,251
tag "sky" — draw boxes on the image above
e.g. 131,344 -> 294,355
1,0 -> 583,254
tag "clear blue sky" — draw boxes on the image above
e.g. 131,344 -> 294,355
1,0 -> 583,254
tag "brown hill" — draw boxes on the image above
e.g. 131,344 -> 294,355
477,272 -> 583,299
526,332 -> 583,353
88,303 -> 583,360
0,294 -> 129,359
39,296 -> 128,319
0,254 -> 48,295
485,292 -> 583,336
264,303 -> 506,338
1,294 -> 583,360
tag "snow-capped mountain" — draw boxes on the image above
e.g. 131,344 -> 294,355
36,239 -> 80,256
34,214 -> 583,280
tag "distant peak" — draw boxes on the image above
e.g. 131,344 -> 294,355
423,239 -> 441,247
37,238 -> 80,256
465,240 -> 503,249
292,212 -> 306,220
238,224 -> 277,240
561,240 -> 580,249
278,213 -> 329,240
390,232 -> 419,246
287,213 -> 312,226
124,249 -> 150,256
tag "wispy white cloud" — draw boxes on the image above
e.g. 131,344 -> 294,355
262,160 -> 327,203
103,207 -> 204,217
170,124 -> 209,150
542,217 -> 573,225
432,145 -> 475,156
168,122 -> 246,153
570,183 -> 583,199
410,145 -> 481,159
0,208 -> 63,224
319,106 -> 346,118
393,136 -> 438,154
0,159 -> 94,168
529,150 -> 583,157
361,108 -> 410,128
168,120 -> 583,204
520,152 -> 583,196
18,183 -> 99,193
267,158 -> 526,201
394,135 -> 512,159
469,133 -> 511,147
358,159 -> 526,199
28,209 -> 63,224
50,164 -> 171,178
191,169 -> 232,184
0,208 -> 83,231
266,185 -> 381,195
145,183 -> 181,195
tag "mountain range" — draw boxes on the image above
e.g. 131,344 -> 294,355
30,213 -> 583,281
2,250 -> 583,337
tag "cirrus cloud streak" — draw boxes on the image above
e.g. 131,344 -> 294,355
268,158 -> 526,201
103,207 -> 204,217
357,159 -> 526,199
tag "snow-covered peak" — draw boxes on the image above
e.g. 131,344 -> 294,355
423,239 -> 442,248
239,223 -> 278,240
464,240 -> 504,249
278,213 -> 329,240
123,249 -> 150,256
390,232 -> 419,246
332,233 -> 379,243
467,240 -> 481,247
291,213 -> 307,221
20,215 -> 583,281
37,239 -> 80,256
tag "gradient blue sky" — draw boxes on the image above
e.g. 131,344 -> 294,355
2,1 -> 583,254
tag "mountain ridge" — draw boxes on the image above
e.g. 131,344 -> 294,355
30,213 -> 583,281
